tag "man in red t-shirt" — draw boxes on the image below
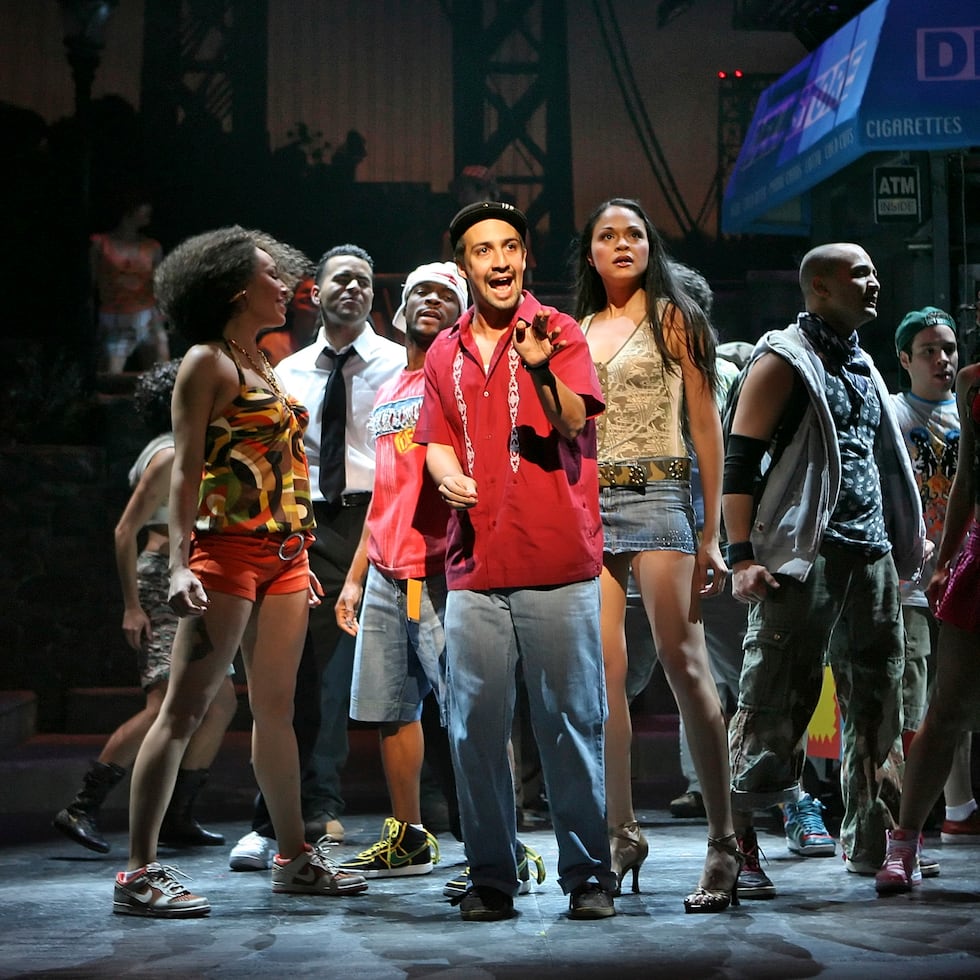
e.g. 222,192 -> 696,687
331,262 -> 465,879
415,202 -> 616,922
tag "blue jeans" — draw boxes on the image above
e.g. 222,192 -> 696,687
445,580 -> 615,897
350,567 -> 447,723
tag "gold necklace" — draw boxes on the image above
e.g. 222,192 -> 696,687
226,337 -> 286,402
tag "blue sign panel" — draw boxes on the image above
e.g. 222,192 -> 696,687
722,0 -> 980,234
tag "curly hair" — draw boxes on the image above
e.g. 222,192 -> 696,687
154,226 -> 313,344
572,198 -> 717,394
133,358 -> 181,435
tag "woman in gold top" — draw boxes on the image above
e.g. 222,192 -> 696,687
114,228 -> 367,918
574,199 -> 737,912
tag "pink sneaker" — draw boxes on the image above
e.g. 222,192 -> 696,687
875,829 -> 922,894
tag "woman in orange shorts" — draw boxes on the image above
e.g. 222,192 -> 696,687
112,227 -> 367,918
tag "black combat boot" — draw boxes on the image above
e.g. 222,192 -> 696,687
53,760 -> 126,853
158,768 -> 225,846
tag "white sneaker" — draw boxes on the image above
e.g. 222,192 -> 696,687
229,831 -> 276,871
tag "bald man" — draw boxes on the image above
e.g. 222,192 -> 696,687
722,244 -> 925,897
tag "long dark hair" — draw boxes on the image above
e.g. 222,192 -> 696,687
572,198 -> 717,393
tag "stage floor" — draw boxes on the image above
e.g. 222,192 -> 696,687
3,810 -> 980,979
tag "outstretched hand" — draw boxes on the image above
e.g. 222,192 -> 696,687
512,309 -> 566,367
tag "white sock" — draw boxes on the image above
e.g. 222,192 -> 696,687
945,799 -> 977,822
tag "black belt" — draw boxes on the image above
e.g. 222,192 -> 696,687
316,492 -> 372,513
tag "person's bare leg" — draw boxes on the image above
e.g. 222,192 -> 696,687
380,721 -> 424,824
899,624 -> 980,833
242,589 -> 309,860
98,684 -> 165,768
127,599 -> 247,869
942,731 -> 974,808
599,557 -> 634,828
635,550 -> 735,892
181,674 -> 238,769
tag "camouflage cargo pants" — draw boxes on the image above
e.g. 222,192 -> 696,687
729,543 -> 904,867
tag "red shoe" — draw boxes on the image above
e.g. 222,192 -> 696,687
875,829 -> 921,894
940,808 -> 980,844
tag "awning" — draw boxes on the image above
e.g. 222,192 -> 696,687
722,0 -> 980,235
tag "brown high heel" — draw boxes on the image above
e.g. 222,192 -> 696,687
683,832 -> 744,913
609,820 -> 649,895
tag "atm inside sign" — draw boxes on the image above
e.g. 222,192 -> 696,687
874,165 -> 920,222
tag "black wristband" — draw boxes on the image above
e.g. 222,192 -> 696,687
726,541 -> 755,566
523,359 -> 552,374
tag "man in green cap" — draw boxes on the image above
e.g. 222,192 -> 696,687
891,306 -> 979,849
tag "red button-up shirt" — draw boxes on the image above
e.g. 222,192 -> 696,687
415,292 -> 605,590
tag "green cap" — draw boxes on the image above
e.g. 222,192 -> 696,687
895,306 -> 955,354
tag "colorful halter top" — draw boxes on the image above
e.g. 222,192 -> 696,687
195,348 -> 315,534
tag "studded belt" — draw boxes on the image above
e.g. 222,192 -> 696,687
598,456 -> 691,489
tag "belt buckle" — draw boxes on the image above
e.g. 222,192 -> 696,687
277,531 -> 305,561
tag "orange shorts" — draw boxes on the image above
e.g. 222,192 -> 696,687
189,531 -> 312,601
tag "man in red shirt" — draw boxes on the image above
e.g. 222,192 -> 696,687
332,262 -> 466,878
415,202 -> 615,921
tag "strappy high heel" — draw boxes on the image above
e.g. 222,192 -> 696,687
609,820 -> 649,895
683,832 -> 744,913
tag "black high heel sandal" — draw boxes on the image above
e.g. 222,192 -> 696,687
683,832 -> 744,913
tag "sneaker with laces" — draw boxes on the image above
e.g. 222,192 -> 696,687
443,840 -> 546,898
875,828 -> 922,894
443,865 -> 471,898
918,835 -> 940,878
229,831 -> 277,871
843,853 -> 880,875
737,827 -> 776,898
517,841 -> 546,894
940,808 -> 980,844
783,794 -> 836,856
113,862 -> 210,918
339,817 -> 440,877
568,882 -> 616,920
272,840 -> 369,895
455,885 -> 514,921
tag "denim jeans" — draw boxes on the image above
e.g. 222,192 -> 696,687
729,544 -> 904,865
445,579 -> 615,896
350,567 -> 447,723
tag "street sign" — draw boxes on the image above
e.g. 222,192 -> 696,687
874,165 -> 921,222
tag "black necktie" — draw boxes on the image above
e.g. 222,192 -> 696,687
319,348 -> 354,504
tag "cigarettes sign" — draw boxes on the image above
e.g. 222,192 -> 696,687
874,165 -> 920,222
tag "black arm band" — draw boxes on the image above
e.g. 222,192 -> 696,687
723,434 -> 769,495
726,540 -> 756,566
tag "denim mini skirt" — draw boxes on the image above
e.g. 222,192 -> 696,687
600,478 -> 697,555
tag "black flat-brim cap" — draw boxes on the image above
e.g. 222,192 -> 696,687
449,201 -> 528,251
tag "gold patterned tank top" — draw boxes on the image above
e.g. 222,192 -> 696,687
581,313 -> 686,463
196,361 -> 315,535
